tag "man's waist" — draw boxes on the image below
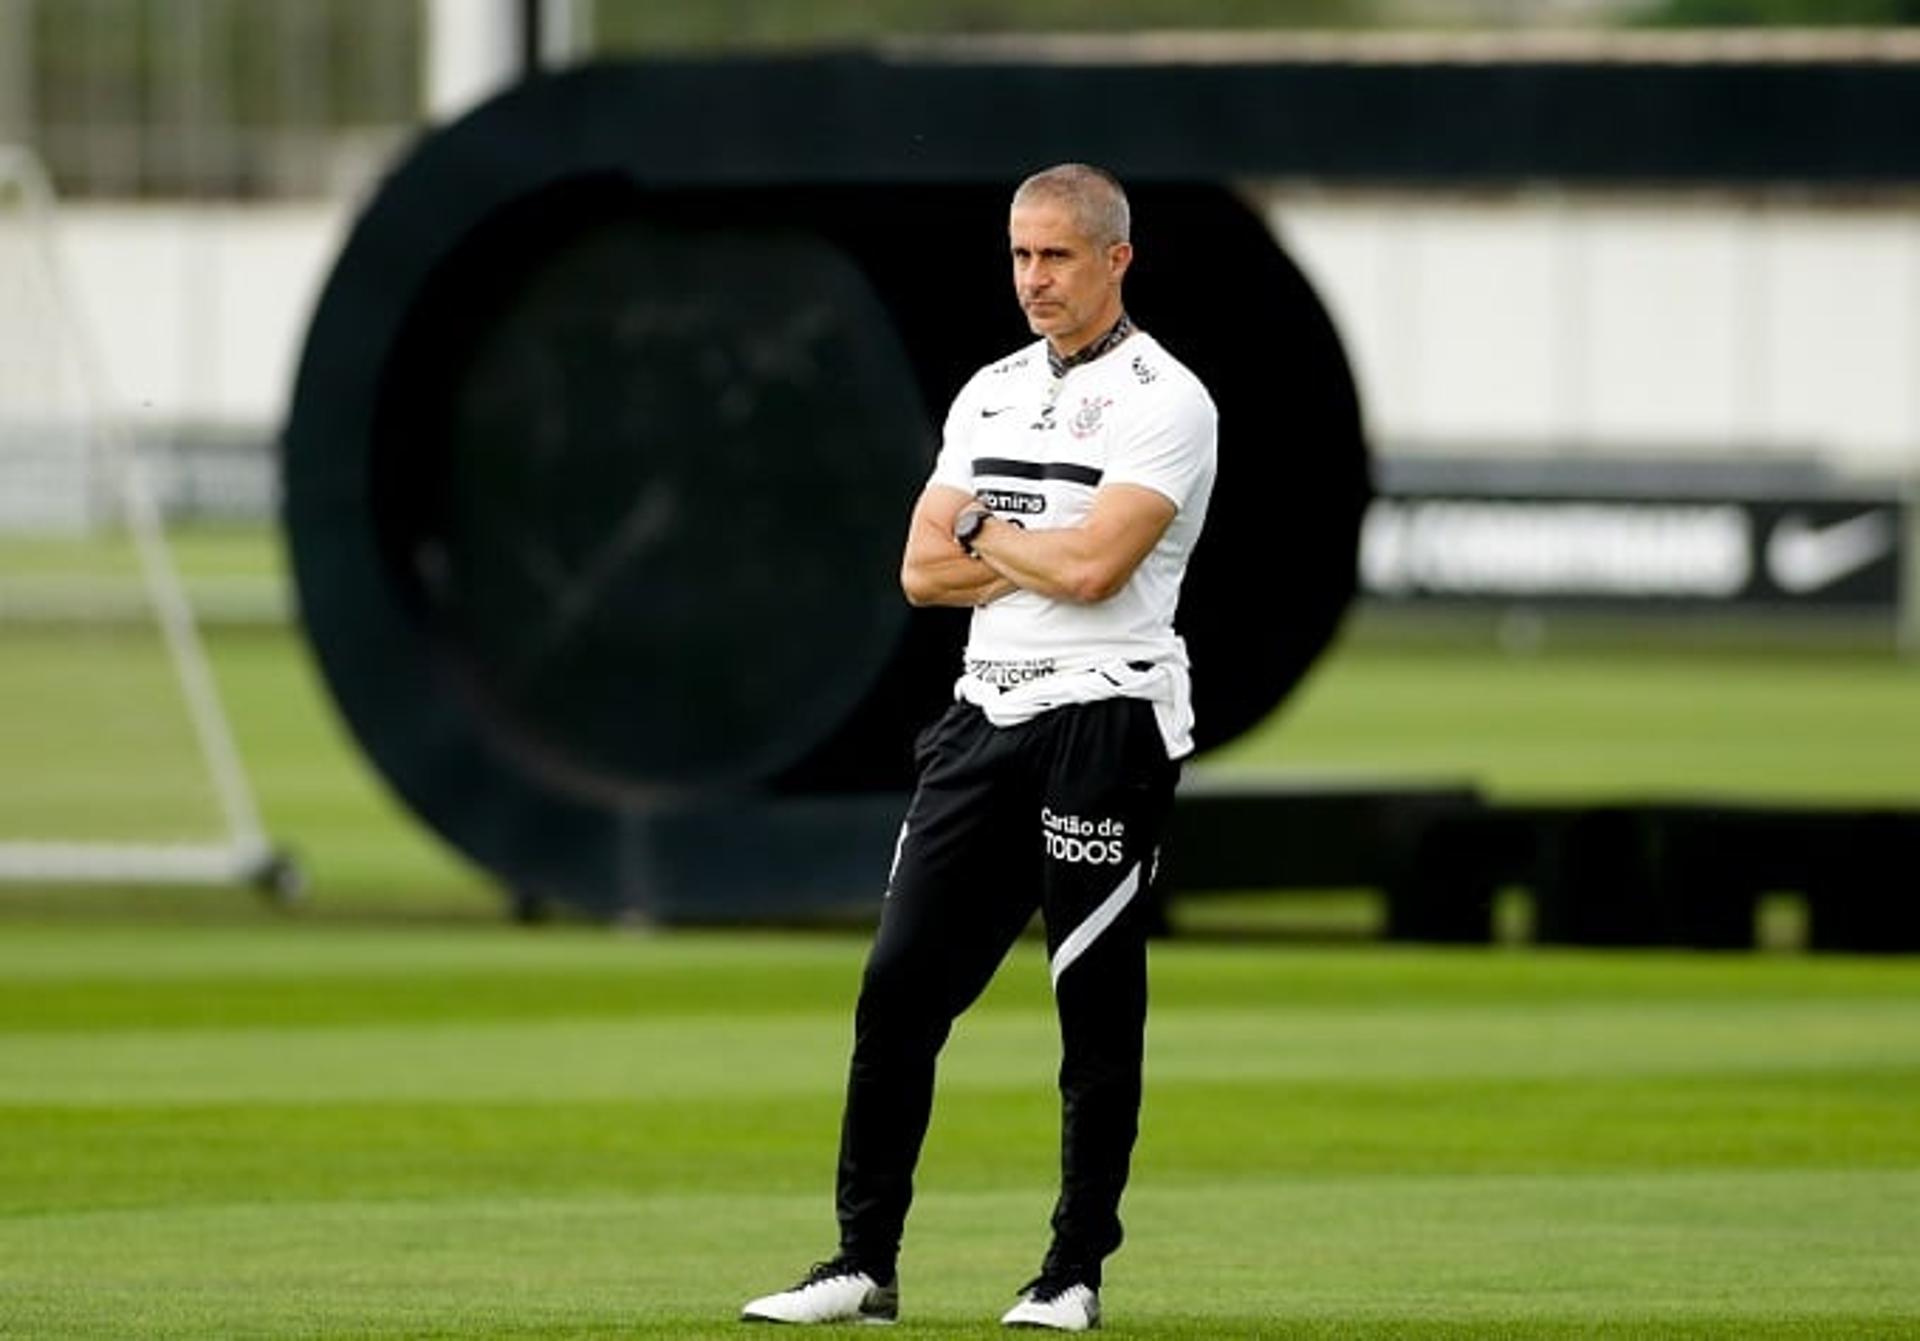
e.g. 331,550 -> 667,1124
961,654 -> 1160,689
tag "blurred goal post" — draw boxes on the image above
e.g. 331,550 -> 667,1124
0,144 -> 293,898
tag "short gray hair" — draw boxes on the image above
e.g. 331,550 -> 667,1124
1012,163 -> 1131,249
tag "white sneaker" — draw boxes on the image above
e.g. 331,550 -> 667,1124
741,1258 -> 899,1325
1001,1276 -> 1101,1331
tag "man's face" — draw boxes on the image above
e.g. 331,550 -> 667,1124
1010,199 -> 1131,354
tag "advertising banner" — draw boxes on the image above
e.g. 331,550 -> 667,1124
1362,492 -> 1908,613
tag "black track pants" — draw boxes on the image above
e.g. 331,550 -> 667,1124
835,698 -> 1180,1285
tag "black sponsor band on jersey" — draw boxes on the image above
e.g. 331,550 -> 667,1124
972,457 -> 1103,488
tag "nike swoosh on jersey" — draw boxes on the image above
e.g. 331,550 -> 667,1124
1765,510 -> 1897,593
980,406 -> 1014,418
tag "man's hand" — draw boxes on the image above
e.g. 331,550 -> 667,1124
900,485 -> 1019,608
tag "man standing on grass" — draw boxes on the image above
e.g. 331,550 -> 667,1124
742,163 -> 1217,1332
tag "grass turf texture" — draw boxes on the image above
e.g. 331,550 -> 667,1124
2,929 -> 1918,1337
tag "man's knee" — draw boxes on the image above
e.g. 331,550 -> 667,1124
853,941 -> 953,1044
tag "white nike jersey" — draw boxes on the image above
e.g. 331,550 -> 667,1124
928,329 -> 1218,755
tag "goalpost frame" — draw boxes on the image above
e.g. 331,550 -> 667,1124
0,145 -> 292,898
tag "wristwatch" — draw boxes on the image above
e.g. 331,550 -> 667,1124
953,506 -> 992,556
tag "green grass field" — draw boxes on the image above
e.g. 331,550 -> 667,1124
3,928 -> 1919,1337
4,528 -> 1920,1335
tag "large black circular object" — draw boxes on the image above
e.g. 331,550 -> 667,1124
371,183 -> 929,798
283,58 -> 1368,908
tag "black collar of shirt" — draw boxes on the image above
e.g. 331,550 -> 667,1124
1046,313 -> 1134,379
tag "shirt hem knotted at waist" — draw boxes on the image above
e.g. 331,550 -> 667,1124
959,654 -> 1159,693
952,655 -> 1196,758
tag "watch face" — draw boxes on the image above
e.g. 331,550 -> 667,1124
957,509 -> 987,546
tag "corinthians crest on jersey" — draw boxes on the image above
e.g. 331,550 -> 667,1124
1069,395 -> 1113,440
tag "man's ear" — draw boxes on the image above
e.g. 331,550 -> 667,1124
1109,240 -> 1134,284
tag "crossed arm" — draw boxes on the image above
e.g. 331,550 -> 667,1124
899,482 -> 1178,609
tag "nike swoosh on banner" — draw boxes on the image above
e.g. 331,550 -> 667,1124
1764,510 -> 1897,594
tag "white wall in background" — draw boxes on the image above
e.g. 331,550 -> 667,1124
1268,190 -> 1920,479
50,203 -> 350,434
